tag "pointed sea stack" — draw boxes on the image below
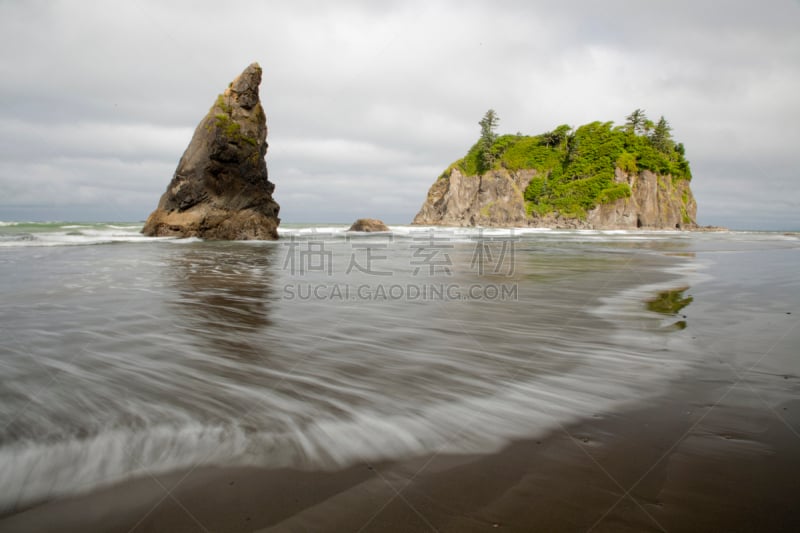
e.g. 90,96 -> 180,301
142,63 -> 280,240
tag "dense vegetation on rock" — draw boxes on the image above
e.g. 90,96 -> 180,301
448,110 -> 692,219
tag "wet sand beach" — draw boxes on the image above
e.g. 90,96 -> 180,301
1,227 -> 798,532
2,373 -> 798,533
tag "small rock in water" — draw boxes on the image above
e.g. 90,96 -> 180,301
348,218 -> 390,232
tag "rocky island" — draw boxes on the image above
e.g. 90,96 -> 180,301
142,63 -> 280,240
414,110 -> 697,229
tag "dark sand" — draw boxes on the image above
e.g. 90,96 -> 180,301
3,368 -> 799,532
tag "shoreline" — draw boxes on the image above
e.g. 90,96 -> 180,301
2,376 -> 798,532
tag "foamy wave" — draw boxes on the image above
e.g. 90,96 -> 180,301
0,424 -> 257,510
0,223 -> 179,247
271,225 -> 700,245
162,236 -> 204,244
278,226 -> 350,237
0,341 -> 687,512
0,232 -> 154,247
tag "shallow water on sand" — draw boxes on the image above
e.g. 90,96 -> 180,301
0,224 -> 797,511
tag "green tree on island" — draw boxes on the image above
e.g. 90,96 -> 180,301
625,108 -> 648,135
542,124 -> 572,148
477,109 -> 499,173
650,115 -> 673,153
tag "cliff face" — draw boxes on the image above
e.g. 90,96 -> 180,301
587,168 -> 697,229
142,63 -> 280,240
413,167 -> 696,229
413,168 -> 534,227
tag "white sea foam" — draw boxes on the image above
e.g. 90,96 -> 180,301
0,331 -> 688,511
0,222 -> 777,248
0,223 -> 179,247
159,236 -> 203,244
278,225 -> 350,236
0,308 -> 694,510
0,231 -> 151,247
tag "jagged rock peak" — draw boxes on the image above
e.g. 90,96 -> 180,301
142,62 -> 280,240
227,62 -> 262,110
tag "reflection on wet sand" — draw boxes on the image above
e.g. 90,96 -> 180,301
647,286 -> 693,329
168,243 -> 277,361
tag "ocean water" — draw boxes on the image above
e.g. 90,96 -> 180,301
0,222 -> 798,512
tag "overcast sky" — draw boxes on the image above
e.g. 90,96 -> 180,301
1,0 -> 798,229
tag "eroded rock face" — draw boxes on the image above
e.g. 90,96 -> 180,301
412,168 -> 534,227
586,169 -> 697,229
412,167 -> 697,229
348,218 -> 390,232
142,63 -> 280,240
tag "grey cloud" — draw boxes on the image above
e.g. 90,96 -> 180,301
1,0 -> 798,228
